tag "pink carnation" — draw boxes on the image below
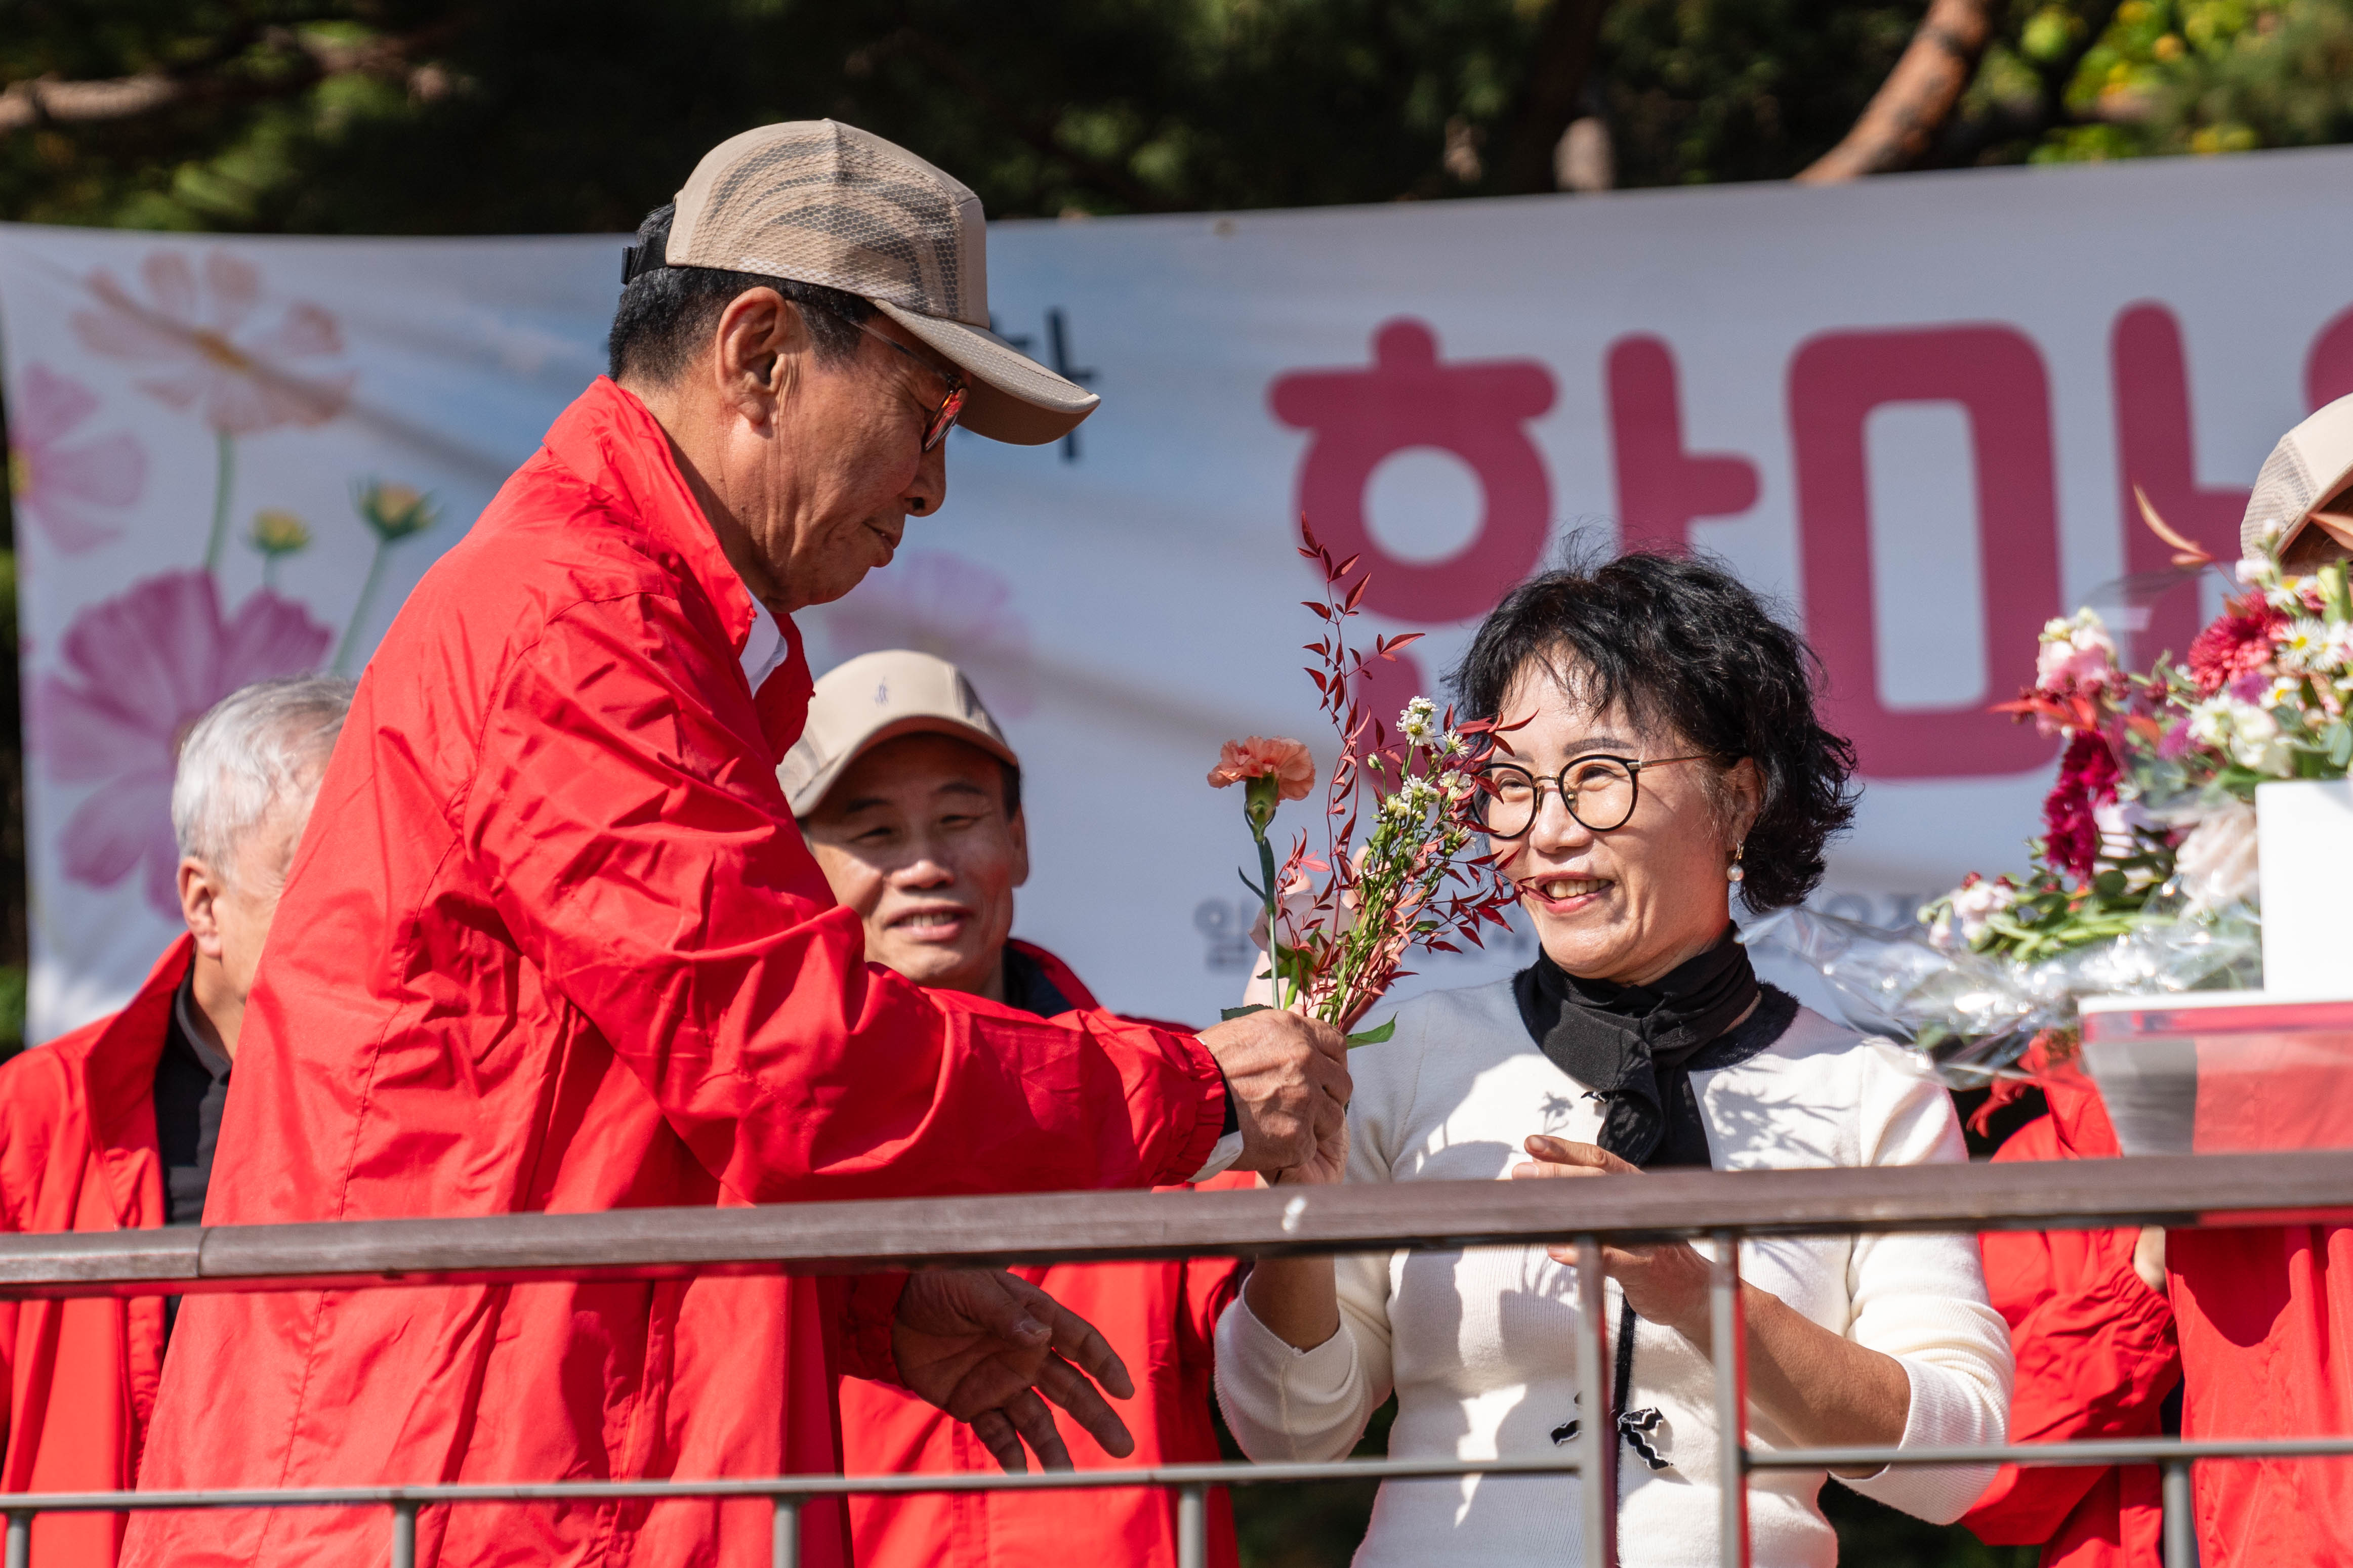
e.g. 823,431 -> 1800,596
1208,736 -> 1317,801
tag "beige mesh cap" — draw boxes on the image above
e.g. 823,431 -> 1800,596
780,650 -> 1019,817
2242,392 -> 2353,568
667,120 -> 1098,446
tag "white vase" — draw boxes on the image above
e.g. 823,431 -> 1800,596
2256,778 -> 2353,998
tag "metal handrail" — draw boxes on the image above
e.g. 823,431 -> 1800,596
1,1153 -> 2346,1568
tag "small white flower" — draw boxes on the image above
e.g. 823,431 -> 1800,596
2325,623 -> 2353,672
2237,557 -> 2269,585
2279,618 -> 2335,674
1441,730 -> 1466,757
2267,582 -> 2317,617
1397,697 -> 1437,745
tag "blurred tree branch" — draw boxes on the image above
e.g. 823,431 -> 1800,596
1796,0 -> 1999,179
1493,0 -> 1613,192
0,20 -> 461,137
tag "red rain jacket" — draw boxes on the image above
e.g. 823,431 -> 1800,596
842,941 -> 1245,1568
120,378 -> 1229,1568
2172,1234 -> 2353,1559
1962,1062 -> 2177,1568
0,938 -> 186,1568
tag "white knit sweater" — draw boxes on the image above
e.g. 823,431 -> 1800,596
1214,979 -> 2013,1568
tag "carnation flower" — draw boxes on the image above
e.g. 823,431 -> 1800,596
2186,601 -> 2286,695
2173,799 -> 2260,915
1208,736 -> 1317,800
2041,732 -> 2119,880
1926,873 -> 2018,951
2035,609 -> 2122,697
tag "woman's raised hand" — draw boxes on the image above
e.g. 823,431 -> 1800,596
1510,1134 -> 1712,1336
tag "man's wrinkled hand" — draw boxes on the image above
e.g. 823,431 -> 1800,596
1199,1008 -> 1349,1172
892,1269 -> 1136,1473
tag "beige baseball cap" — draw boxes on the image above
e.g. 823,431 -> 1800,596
658,120 -> 1097,446
780,650 -> 1019,817
2243,393 -> 2353,569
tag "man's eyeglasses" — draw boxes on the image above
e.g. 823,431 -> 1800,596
1471,753 -> 1714,838
847,317 -> 968,453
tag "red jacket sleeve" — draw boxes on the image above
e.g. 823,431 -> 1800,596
459,588 -> 1227,1204
1963,1117 -> 2181,1546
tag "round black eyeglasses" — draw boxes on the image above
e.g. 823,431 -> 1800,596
1471,754 -> 1713,838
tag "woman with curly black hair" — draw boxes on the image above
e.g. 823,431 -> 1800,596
1217,550 -> 2013,1566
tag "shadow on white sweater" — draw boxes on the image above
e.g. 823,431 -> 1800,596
1214,979 -> 2014,1568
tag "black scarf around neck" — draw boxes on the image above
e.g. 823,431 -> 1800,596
1512,926 -> 1762,1170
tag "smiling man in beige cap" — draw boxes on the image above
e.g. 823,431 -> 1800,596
787,650 -> 1251,1568
124,122 -> 1345,1568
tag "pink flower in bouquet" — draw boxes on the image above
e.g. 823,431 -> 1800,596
7,364 -> 147,554
2174,799 -> 2260,915
2186,600 -> 2285,696
1208,736 -> 1317,800
71,251 -> 353,435
2035,610 -> 2121,699
2040,731 -> 2119,881
34,571 -> 332,915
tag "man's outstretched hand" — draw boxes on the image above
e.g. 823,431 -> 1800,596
1198,1008 -> 1350,1171
892,1269 -> 1137,1473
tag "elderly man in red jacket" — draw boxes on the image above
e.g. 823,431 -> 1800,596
0,676 -> 351,1565
786,650 -> 1249,1568
124,120 -> 1344,1568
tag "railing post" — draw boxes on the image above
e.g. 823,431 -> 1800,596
771,1495 -> 802,1568
1574,1236 -> 1618,1568
2163,1460 -> 2196,1568
5,1509 -> 29,1568
388,1500 -> 416,1568
1175,1481 -> 1207,1568
1710,1230 -> 1750,1568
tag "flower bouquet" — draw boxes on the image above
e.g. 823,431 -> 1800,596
1208,524 -> 1522,1044
1751,507 -> 2353,1082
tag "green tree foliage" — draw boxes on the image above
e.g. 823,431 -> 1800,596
0,0 -> 1968,234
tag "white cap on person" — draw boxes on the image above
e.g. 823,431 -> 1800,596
654,120 -> 1096,446
779,650 -> 1018,818
2244,392 -> 2353,569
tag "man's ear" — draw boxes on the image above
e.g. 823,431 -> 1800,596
1008,807 -> 1031,889
178,856 -> 227,960
708,287 -> 809,428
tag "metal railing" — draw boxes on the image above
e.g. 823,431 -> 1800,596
6,1147 -> 2353,1568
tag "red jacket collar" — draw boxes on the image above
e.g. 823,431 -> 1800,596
539,376 -> 813,752
78,935 -> 194,1146
541,376 -> 761,658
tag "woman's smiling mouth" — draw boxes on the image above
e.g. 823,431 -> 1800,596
1525,875 -> 1610,912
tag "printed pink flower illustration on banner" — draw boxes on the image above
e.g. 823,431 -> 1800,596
71,249 -> 356,572
826,548 -> 1037,716
6,364 -> 146,554
35,571 -> 332,916
71,250 -> 353,436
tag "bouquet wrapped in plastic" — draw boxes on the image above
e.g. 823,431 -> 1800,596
1753,502 -> 2353,1083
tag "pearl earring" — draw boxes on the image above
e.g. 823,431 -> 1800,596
1727,843 -> 1746,884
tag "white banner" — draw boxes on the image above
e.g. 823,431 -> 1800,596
9,146 -> 2353,1040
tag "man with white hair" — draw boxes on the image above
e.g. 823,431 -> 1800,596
0,676 -> 351,1565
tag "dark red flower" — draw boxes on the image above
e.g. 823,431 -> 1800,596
2186,599 -> 2284,696
2041,731 -> 2119,881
